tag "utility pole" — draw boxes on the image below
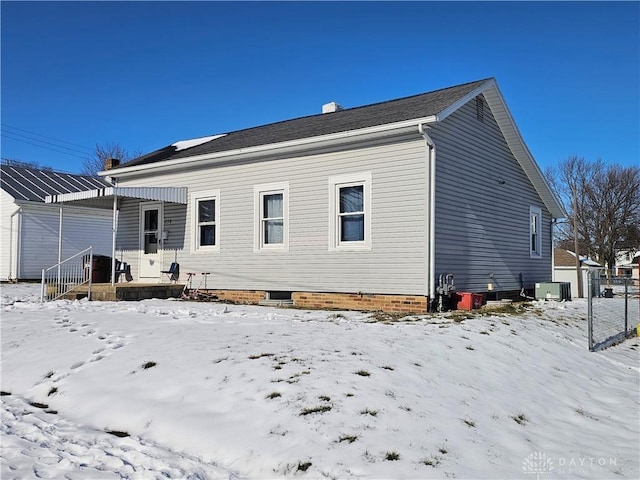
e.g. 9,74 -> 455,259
572,185 -> 584,298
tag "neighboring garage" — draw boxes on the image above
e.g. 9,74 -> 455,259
0,164 -> 113,281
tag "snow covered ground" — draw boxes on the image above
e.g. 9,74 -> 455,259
1,283 -> 638,479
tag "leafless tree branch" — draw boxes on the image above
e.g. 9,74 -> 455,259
546,156 -> 640,274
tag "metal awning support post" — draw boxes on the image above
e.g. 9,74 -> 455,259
111,192 -> 117,286
58,206 -> 63,286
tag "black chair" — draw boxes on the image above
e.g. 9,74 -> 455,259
114,261 -> 131,283
161,262 -> 179,283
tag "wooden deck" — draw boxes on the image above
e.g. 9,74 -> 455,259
59,283 -> 185,301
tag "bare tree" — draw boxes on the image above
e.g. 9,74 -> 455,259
547,156 -> 640,279
81,142 -> 142,176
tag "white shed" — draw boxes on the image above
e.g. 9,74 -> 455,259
0,165 -> 113,281
552,248 -> 600,298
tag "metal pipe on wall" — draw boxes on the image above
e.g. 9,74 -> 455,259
419,124 -> 437,311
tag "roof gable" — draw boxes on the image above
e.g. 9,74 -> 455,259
0,165 -> 110,203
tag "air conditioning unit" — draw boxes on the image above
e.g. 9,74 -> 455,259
535,282 -> 571,301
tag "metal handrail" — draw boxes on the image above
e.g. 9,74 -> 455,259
41,247 -> 93,302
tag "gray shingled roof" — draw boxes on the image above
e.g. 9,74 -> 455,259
0,165 -> 110,203
120,78 -> 491,169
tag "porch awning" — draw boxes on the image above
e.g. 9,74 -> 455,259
45,186 -> 188,208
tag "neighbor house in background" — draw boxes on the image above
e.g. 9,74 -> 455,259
45,78 -> 565,312
614,250 -> 640,281
552,248 -> 600,298
0,165 -> 112,281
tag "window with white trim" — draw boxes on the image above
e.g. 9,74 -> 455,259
190,190 -> 220,253
530,206 -> 542,258
329,172 -> 372,251
254,182 -> 288,251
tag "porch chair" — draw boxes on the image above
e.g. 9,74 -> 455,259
114,261 -> 131,283
161,262 -> 180,283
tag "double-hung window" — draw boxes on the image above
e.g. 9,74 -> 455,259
190,190 -> 220,253
339,185 -> 365,242
198,199 -> 216,246
329,172 -> 372,251
530,206 -> 542,258
254,182 -> 289,251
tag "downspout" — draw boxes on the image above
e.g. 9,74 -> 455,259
551,219 -> 556,282
58,206 -> 63,286
419,124 -> 436,311
9,207 -> 22,280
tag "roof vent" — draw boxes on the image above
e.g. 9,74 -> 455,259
322,102 -> 343,114
476,96 -> 484,122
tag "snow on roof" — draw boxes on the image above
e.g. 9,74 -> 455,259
582,259 -> 601,267
172,134 -> 226,152
565,250 -> 601,267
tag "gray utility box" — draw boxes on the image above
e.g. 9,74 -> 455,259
535,282 -> 571,301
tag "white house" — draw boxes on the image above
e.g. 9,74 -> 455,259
0,165 -> 113,281
614,250 -> 640,281
46,78 -> 565,312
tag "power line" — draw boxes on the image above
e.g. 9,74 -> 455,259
1,130 -> 92,156
1,123 -> 93,153
1,132 -> 87,159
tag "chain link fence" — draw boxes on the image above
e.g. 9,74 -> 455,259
587,269 -> 639,351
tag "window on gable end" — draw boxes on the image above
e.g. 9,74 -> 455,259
530,206 -> 542,258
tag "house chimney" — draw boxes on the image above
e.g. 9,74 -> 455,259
104,158 -> 120,170
322,102 -> 343,114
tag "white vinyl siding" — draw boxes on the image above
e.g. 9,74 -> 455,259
190,190 -> 220,253
431,97 -> 553,292
0,190 -> 19,281
114,135 -> 427,295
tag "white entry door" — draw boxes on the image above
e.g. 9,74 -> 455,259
139,203 -> 163,280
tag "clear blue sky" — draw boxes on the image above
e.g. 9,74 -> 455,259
1,1 -> 638,174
